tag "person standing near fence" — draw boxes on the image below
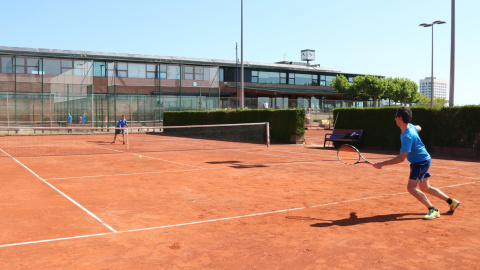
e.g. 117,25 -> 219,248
67,113 -> 72,125
111,115 -> 129,144
82,113 -> 86,124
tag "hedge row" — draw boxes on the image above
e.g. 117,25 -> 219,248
333,106 -> 480,150
163,109 -> 305,143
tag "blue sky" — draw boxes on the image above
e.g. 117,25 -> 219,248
2,0 -> 478,105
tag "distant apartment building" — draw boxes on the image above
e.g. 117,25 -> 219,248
419,77 -> 448,99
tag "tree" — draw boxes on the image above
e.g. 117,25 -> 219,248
416,94 -> 448,107
352,75 -> 385,106
389,78 -> 419,105
330,75 -> 350,95
383,77 -> 400,106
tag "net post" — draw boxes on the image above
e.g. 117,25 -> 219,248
126,127 -> 129,150
266,122 -> 270,147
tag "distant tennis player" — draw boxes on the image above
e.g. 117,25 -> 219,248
373,107 -> 460,220
111,115 -> 129,144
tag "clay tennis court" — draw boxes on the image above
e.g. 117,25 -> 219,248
0,128 -> 479,269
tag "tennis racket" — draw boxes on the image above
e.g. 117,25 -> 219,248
337,144 -> 374,166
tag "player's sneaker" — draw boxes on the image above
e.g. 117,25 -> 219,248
448,199 -> 460,213
424,209 -> 440,220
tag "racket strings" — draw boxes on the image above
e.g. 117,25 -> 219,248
337,145 -> 361,164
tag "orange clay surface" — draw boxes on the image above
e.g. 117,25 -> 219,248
0,129 -> 479,269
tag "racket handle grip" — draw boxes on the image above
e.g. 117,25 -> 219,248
368,162 -> 375,166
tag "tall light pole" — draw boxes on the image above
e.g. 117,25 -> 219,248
100,64 -> 105,128
449,0 -> 455,107
236,42 -> 239,108
240,0 -> 244,109
420,20 -> 446,107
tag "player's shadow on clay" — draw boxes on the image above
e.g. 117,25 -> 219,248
288,212 -> 423,227
206,160 -> 268,169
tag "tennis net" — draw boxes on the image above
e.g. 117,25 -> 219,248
0,122 -> 269,157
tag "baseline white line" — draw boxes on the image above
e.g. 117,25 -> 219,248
1,180 -> 478,248
0,148 -> 117,233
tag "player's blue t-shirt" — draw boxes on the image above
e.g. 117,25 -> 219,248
68,115 -> 72,124
116,119 -> 127,128
400,124 -> 430,163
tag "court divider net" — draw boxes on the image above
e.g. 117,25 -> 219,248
0,122 -> 269,157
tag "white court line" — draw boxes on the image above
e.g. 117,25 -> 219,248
97,145 -> 206,169
45,168 -> 205,181
44,151 -> 477,182
1,179 -> 478,248
0,147 -> 117,233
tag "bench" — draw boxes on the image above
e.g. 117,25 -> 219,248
324,129 -> 363,148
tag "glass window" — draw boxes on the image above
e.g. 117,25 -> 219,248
27,58 -> 39,66
106,62 -> 115,77
117,62 -> 128,70
183,65 -> 194,80
44,59 -> 61,75
251,70 -> 259,83
116,62 -> 128,77
160,64 -> 167,79
14,57 -> 26,74
26,58 -> 41,74
146,64 -> 156,72
326,75 -> 335,86
61,60 -> 72,68
146,72 -> 156,79
93,62 -> 106,77
203,67 -> 210,81
117,71 -> 127,78
294,73 -> 313,85
195,66 -> 203,80
1,56 -> 13,73
184,66 -> 193,73
167,65 -> 180,80
73,61 -> 86,76
259,71 -> 280,84
128,63 -> 146,78
15,66 -> 25,73
16,57 -> 25,65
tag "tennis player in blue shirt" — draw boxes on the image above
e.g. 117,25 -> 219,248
112,115 -> 129,144
374,107 -> 460,220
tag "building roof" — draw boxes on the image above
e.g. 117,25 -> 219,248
0,46 -> 345,73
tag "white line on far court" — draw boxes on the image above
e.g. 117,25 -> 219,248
0,147 -> 117,233
1,180 -> 478,248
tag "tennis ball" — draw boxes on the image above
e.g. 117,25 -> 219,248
139,155 -> 142,158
